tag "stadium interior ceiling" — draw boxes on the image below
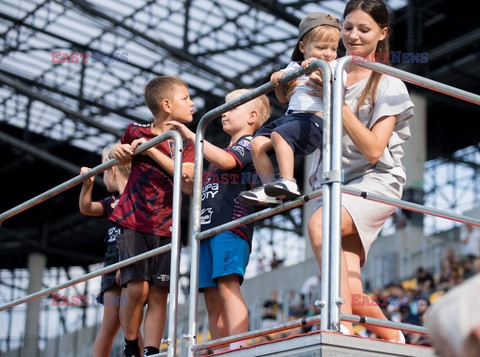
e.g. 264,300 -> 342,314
0,0 -> 479,269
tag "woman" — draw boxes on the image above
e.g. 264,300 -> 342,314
307,0 -> 414,342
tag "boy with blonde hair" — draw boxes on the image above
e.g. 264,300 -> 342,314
109,76 -> 195,357
168,89 -> 270,350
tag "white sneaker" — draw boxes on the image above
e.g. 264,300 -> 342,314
264,178 -> 300,200
239,185 -> 282,206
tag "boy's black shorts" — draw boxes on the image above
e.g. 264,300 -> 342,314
117,228 -> 171,287
97,243 -> 120,304
254,112 -> 323,156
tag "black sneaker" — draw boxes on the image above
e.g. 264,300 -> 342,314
123,341 -> 141,357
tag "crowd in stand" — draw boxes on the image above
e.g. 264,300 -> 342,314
260,224 -> 480,346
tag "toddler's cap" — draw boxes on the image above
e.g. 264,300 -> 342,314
291,12 -> 342,61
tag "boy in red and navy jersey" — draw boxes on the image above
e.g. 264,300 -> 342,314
109,76 -> 195,357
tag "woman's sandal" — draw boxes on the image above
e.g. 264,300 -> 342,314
390,330 -> 406,344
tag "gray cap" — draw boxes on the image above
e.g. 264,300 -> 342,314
291,12 -> 342,61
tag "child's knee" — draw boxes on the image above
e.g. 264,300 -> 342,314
147,286 -> 168,305
308,218 -> 323,245
204,290 -> 222,311
251,136 -> 268,153
126,281 -> 148,303
270,131 -> 286,144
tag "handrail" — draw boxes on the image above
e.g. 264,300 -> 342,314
0,130 -> 185,357
186,59 -> 333,356
342,186 -> 480,227
192,313 -> 323,352
0,132 -> 178,224
0,244 -> 171,312
2,54 -> 480,356
191,312 -> 430,353
327,55 -> 480,333
341,314 -> 429,335
186,54 -> 480,355
351,56 -> 480,105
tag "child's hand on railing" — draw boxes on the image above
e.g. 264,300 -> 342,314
270,71 -> 284,87
305,71 -> 324,98
131,137 -> 150,156
80,167 -> 94,186
166,121 -> 196,143
111,143 -> 134,164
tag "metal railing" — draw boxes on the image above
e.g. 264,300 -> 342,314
0,130 -> 185,357
185,55 -> 480,355
2,55 -> 480,356
185,59 -> 333,356
328,55 -> 480,332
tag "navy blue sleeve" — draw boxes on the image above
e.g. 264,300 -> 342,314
226,135 -> 253,170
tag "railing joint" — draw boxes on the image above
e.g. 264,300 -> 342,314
321,170 -> 343,184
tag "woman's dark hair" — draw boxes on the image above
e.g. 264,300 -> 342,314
344,0 -> 391,112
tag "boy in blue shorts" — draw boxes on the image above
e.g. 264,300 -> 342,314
168,89 -> 271,350
109,76 -> 195,357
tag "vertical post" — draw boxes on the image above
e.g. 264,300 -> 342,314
166,131 -> 184,357
22,252 -> 46,357
326,56 -> 351,330
186,85 -> 272,356
6,269 -> 16,350
319,61 -> 333,331
187,118 -> 207,357
185,67 -> 329,354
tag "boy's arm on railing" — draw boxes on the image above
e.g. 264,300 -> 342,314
78,167 -> 104,216
166,121 -> 237,171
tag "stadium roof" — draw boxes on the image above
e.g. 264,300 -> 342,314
1,0 -> 479,268
0,0 -> 412,153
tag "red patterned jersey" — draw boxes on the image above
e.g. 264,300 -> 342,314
109,122 -> 194,236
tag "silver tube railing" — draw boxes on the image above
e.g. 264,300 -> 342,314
0,130 -> 185,357
318,61 -> 334,332
0,244 -> 170,312
326,54 -> 480,332
186,54 -> 480,355
3,55 -> 480,356
342,186 -> 480,228
351,57 -> 480,105
186,59 -> 333,356
0,131 -> 179,224
192,313 -> 323,352
164,131 -> 184,357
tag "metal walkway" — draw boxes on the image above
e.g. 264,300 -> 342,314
210,332 -> 435,357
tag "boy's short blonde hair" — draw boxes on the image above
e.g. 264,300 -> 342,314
102,143 -> 131,178
225,89 -> 271,128
303,24 -> 341,45
144,76 -> 188,116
